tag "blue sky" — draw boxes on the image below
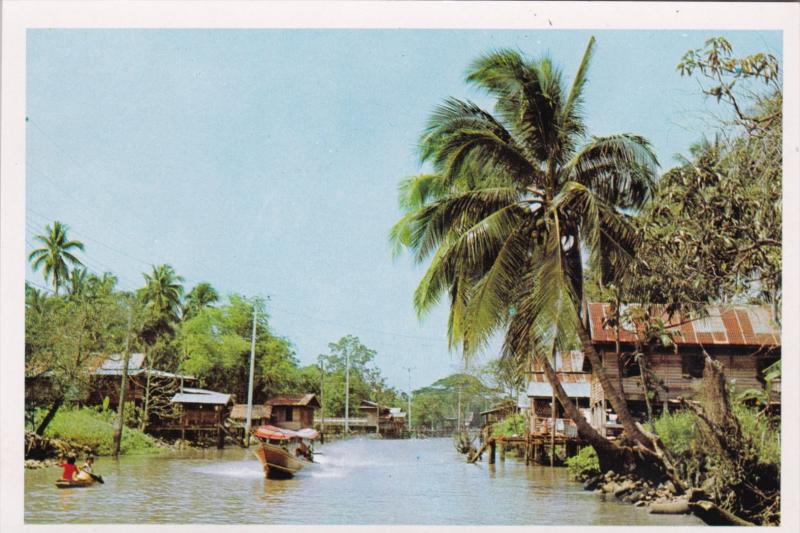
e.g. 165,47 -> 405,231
25,29 -> 781,392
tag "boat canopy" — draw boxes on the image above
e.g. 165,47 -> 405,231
253,425 -> 319,441
295,428 -> 320,440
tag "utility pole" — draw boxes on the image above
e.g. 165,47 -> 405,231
112,301 -> 133,459
245,302 -> 257,446
344,349 -> 350,433
403,366 -> 414,436
318,355 -> 325,440
457,385 -> 462,431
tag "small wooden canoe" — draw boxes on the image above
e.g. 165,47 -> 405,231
55,478 -> 95,489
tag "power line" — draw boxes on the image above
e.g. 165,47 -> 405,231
25,116 -> 453,349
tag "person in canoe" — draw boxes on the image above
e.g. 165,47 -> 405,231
58,456 -> 78,481
76,456 -> 94,481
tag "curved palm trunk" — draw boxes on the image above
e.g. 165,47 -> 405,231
35,395 -> 64,436
540,357 -> 624,469
577,320 -> 653,448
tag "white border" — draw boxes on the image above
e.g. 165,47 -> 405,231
2,2 -> 799,533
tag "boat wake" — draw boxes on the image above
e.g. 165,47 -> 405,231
191,461 -> 264,479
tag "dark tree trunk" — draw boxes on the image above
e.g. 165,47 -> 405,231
541,357 -> 627,471
577,320 -> 654,449
35,396 -> 64,436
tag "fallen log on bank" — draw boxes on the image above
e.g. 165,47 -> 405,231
648,500 -> 691,515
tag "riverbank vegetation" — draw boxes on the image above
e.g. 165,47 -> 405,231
391,36 -> 781,525
41,407 -> 161,456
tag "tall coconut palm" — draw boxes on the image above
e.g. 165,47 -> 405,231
137,264 -> 184,430
182,282 -> 219,320
392,38 -> 658,452
28,221 -> 84,296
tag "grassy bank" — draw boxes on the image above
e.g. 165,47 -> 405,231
43,407 -> 162,456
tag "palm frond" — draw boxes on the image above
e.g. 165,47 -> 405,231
467,49 -> 564,163
560,36 -> 596,141
562,134 -> 658,209
420,98 -> 535,185
406,187 -> 521,263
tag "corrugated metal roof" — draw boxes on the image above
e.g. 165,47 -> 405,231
527,381 -> 590,398
171,388 -> 232,405
92,352 -> 194,380
586,303 -> 780,347
96,352 -> 146,372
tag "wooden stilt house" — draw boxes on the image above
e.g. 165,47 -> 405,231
584,303 -> 781,436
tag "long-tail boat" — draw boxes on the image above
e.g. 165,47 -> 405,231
251,425 -> 319,479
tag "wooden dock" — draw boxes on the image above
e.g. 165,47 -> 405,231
467,433 -> 584,466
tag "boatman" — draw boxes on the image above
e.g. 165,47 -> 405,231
76,456 -> 94,481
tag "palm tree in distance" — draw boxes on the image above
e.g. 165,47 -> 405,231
67,267 -> 89,299
28,221 -> 84,296
140,264 -> 185,328
182,282 -> 220,320
391,37 -> 659,457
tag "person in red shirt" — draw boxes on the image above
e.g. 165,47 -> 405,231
59,456 -> 78,481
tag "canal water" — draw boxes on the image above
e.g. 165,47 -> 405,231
25,437 -> 703,525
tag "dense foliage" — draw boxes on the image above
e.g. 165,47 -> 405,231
410,373 -> 497,430
25,225 -> 401,444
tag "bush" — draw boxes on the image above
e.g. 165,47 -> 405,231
652,409 -> 698,455
565,446 -> 600,480
732,400 -> 780,465
491,413 -> 527,438
45,407 -> 160,456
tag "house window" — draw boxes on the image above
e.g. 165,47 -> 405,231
285,407 -> 293,422
682,354 -> 705,378
620,353 -> 640,378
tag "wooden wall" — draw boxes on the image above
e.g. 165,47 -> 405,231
589,345 -> 774,408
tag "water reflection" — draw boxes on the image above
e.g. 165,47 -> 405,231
26,438 -> 704,525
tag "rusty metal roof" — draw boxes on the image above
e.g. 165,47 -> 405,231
586,303 -> 780,347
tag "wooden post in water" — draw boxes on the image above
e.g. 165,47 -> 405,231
488,439 -> 496,464
216,406 -> 224,449
499,439 -> 506,462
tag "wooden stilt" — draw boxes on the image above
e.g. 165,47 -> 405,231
488,439 -> 496,464
550,393 -> 556,468
499,440 -> 506,462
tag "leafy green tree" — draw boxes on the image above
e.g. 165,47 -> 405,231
179,295 -> 299,402
28,221 -> 85,295
25,284 -> 128,434
391,37 -> 659,456
317,335 -> 376,418
628,39 -> 781,316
